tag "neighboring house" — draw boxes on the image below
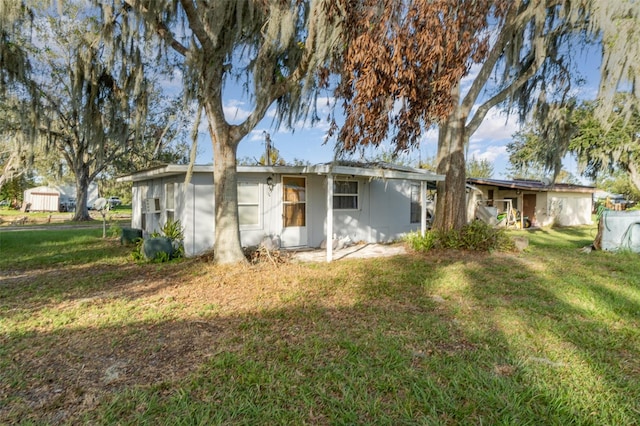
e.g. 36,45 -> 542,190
23,183 -> 99,212
467,178 -> 596,227
117,162 -> 444,260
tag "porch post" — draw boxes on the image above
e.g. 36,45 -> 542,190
326,173 -> 334,262
519,193 -> 524,229
420,181 -> 427,236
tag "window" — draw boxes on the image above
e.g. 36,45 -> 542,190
410,183 -> 420,223
333,180 -> 358,210
238,182 -> 260,226
165,183 -> 175,222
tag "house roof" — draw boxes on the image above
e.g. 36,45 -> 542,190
467,177 -> 596,193
117,162 -> 445,183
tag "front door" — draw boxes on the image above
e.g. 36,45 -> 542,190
281,176 -> 307,247
523,194 -> 536,222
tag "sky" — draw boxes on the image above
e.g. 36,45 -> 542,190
190,48 -> 602,182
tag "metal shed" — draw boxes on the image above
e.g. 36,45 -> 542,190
23,186 -> 61,212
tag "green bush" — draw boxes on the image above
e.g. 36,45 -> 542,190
404,230 -> 438,251
405,221 -> 515,252
161,219 -> 185,259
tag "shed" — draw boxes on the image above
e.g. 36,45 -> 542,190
23,183 -> 100,212
23,186 -> 61,212
466,178 -> 596,227
117,162 -> 444,261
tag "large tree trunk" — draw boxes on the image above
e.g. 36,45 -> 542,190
433,103 -> 468,232
72,164 -> 92,221
628,162 -> 640,194
207,107 -> 247,264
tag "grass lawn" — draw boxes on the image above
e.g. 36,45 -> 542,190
0,207 -> 131,227
1,226 -> 639,424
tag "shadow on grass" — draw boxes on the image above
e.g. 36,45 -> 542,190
461,246 -> 640,425
1,237 -> 639,424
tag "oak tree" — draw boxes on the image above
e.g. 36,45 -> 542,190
111,0 -> 343,263
333,0 -> 640,231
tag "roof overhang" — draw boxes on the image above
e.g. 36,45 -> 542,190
117,163 -> 445,183
467,178 -> 596,194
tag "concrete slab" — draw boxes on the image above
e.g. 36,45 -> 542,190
291,243 -> 407,262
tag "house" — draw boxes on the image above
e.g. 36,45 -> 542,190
117,162 -> 444,260
23,183 -> 99,212
467,178 -> 596,227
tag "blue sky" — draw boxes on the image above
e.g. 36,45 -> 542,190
191,51 -> 602,182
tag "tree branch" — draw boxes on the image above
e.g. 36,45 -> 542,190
460,1 -> 522,115
465,0 -> 549,137
125,0 -> 189,56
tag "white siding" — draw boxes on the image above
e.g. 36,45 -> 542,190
24,186 -> 60,212
128,171 -> 436,255
184,173 -> 215,256
546,192 -> 593,226
322,179 -> 419,245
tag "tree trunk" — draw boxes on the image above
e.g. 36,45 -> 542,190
72,164 -> 92,221
207,113 -> 247,264
628,162 -> 640,194
433,108 -> 468,232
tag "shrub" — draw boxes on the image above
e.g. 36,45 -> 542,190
131,219 -> 185,262
161,219 -> 185,259
404,231 -> 437,251
405,221 -> 515,252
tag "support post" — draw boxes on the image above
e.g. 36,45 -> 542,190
326,173 -> 334,262
420,181 -> 427,236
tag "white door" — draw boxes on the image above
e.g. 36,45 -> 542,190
281,176 -> 307,247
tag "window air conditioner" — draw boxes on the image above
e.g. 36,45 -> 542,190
145,198 -> 161,213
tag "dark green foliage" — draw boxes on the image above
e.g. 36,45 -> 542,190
142,237 -> 174,261
406,221 -> 515,252
119,226 -> 141,244
131,219 -> 185,262
161,219 -> 185,259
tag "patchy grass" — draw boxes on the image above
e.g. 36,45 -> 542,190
1,226 -> 639,424
0,209 -> 130,227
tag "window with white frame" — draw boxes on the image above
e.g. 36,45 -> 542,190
410,183 -> 420,223
333,180 -> 359,210
165,183 -> 175,222
238,181 -> 260,226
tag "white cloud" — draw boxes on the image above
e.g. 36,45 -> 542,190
468,144 -> 507,163
419,127 -> 439,146
249,129 -> 268,142
223,99 -> 252,123
469,108 -> 520,143
262,96 -> 336,131
460,63 -> 482,92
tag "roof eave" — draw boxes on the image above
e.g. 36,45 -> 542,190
118,164 -> 445,183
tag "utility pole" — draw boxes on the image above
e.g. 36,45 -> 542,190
263,131 -> 272,166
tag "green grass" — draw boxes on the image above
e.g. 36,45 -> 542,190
1,225 -> 639,424
0,228 -> 128,270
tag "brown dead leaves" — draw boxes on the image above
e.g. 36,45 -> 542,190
332,0 -> 509,152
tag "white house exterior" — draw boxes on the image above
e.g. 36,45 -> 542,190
467,178 -> 596,227
117,163 -> 444,260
